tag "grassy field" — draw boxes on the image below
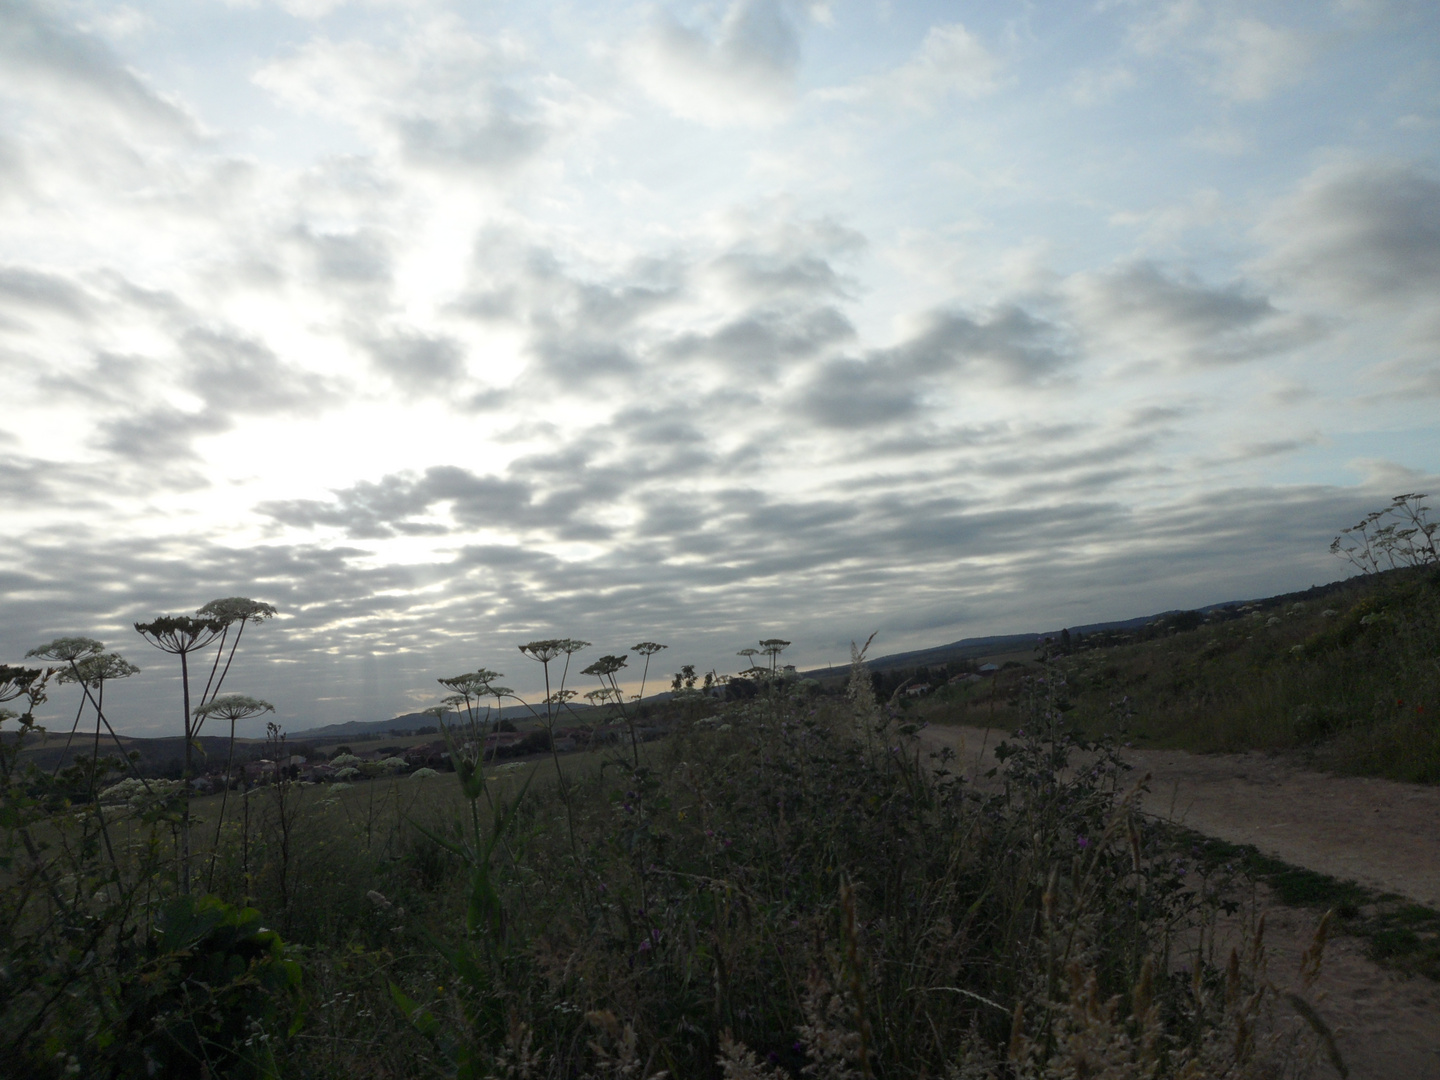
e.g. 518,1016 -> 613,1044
2,656 -> 1339,1079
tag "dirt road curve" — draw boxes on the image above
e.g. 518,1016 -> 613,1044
919,724 -> 1440,909
919,725 -> 1440,1079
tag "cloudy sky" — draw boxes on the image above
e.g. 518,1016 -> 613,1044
3,0 -> 1438,737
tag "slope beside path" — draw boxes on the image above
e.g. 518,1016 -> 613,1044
918,724 -> 1440,909
917,723 -> 1440,1080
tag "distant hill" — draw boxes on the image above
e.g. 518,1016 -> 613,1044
286,703 -> 595,741
245,583 -> 1367,739
809,585 -> 1347,677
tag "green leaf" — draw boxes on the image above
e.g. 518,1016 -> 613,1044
389,980 -> 440,1038
408,817 -> 474,864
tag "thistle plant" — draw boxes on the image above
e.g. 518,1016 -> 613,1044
133,615 -> 227,893
193,694 -> 276,892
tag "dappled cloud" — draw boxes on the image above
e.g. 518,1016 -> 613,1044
0,0 -> 1437,733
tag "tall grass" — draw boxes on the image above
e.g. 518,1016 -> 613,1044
2,643 -> 1335,1077
1050,566 -> 1440,781
909,565 -> 1440,783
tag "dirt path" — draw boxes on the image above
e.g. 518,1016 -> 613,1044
919,724 -> 1440,1079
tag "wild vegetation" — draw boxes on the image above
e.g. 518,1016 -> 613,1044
897,495 -> 1440,784
5,497 -> 1425,1077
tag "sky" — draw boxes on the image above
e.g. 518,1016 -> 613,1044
2,0 -> 1438,737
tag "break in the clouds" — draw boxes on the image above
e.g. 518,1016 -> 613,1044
2,0 -> 1438,736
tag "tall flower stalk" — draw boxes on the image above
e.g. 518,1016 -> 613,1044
51,651 -> 139,774
195,598 -> 278,707
133,615 -> 226,893
27,638 -> 150,792
631,641 -> 667,706
56,652 -> 140,868
760,638 -> 791,673
193,694 -> 275,892
582,654 -> 634,763
438,669 -> 504,734
521,639 -> 590,875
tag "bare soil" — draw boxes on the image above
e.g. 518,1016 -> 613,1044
919,723 -> 1440,1080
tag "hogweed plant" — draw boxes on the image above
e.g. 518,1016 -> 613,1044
193,694 -> 275,892
132,615 -> 227,892
194,597 -> 279,707
631,641 -> 668,704
583,653 -> 634,761
0,651 -> 301,1074
1331,492 -> 1438,573
128,599 -> 276,895
438,669 -> 505,732
52,652 -> 140,770
53,651 -> 140,869
25,637 -> 148,794
759,638 -> 791,673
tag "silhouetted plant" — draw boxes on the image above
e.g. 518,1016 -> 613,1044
1332,493 -> 1437,573
517,640 -> 564,736
53,651 -> 139,781
555,638 -> 591,700
54,652 -> 140,867
193,694 -> 275,892
28,637 -> 150,794
133,615 -> 227,892
759,637 -> 791,671
195,597 -> 279,706
583,653 -> 634,761
439,668 -> 503,726
261,721 -> 301,918
631,641 -> 667,703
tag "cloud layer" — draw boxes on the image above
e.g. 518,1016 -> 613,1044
1,0 -> 1438,735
